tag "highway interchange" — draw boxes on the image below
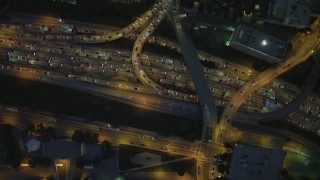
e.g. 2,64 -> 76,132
0,0 -> 320,179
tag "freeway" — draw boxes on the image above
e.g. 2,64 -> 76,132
0,65 -> 201,119
217,18 -> 320,144
1,2 -> 320,179
73,0 -> 164,43
152,35 -> 320,130
2,8 -> 317,130
236,52 -> 320,121
1,10 -> 320,132
131,0 -> 168,90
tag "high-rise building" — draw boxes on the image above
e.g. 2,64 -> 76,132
229,144 -> 286,180
229,25 -> 288,63
259,0 -> 311,29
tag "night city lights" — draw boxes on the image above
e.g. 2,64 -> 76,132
0,0 -> 320,179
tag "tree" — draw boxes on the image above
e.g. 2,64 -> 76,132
224,142 -> 233,149
1,124 -> 23,168
176,166 -> 186,176
36,123 -> 45,134
280,168 -> 290,179
23,124 -> 35,137
83,132 -> 99,144
220,153 -> 228,161
72,130 -> 85,143
101,140 -> 112,159
44,126 -> 56,139
218,164 -> 226,174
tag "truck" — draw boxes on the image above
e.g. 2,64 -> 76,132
265,92 -> 276,100
265,102 -> 277,110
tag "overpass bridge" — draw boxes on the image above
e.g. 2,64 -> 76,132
236,53 -> 320,121
168,1 -> 218,142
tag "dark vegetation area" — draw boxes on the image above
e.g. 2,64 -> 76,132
23,123 -> 56,139
0,74 -> 202,141
7,0 -> 155,26
191,28 -> 271,71
314,71 -> 320,96
206,0 -> 243,18
143,43 -> 183,60
0,124 -> 23,169
72,130 -> 99,144
200,60 -> 218,69
278,56 -> 315,89
153,18 -> 177,41
258,120 -> 320,146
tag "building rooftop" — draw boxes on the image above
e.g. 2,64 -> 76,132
80,143 -> 102,160
229,144 -> 286,180
25,138 -> 41,153
229,25 -> 288,63
267,0 -> 310,28
43,139 -> 81,159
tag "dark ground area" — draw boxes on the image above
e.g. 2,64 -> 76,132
118,144 -> 182,171
7,0 -> 155,26
259,120 -> 320,147
278,56 -> 315,90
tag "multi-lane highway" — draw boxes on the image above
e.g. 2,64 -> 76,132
236,53 -> 320,121
1,0 -> 320,179
2,8 -> 319,130
217,19 -> 320,144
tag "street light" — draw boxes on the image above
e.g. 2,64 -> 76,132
261,40 -> 267,46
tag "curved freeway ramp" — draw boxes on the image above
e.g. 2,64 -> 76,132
73,0 -> 163,43
218,19 -> 320,140
236,53 -> 320,121
131,1 -> 168,90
